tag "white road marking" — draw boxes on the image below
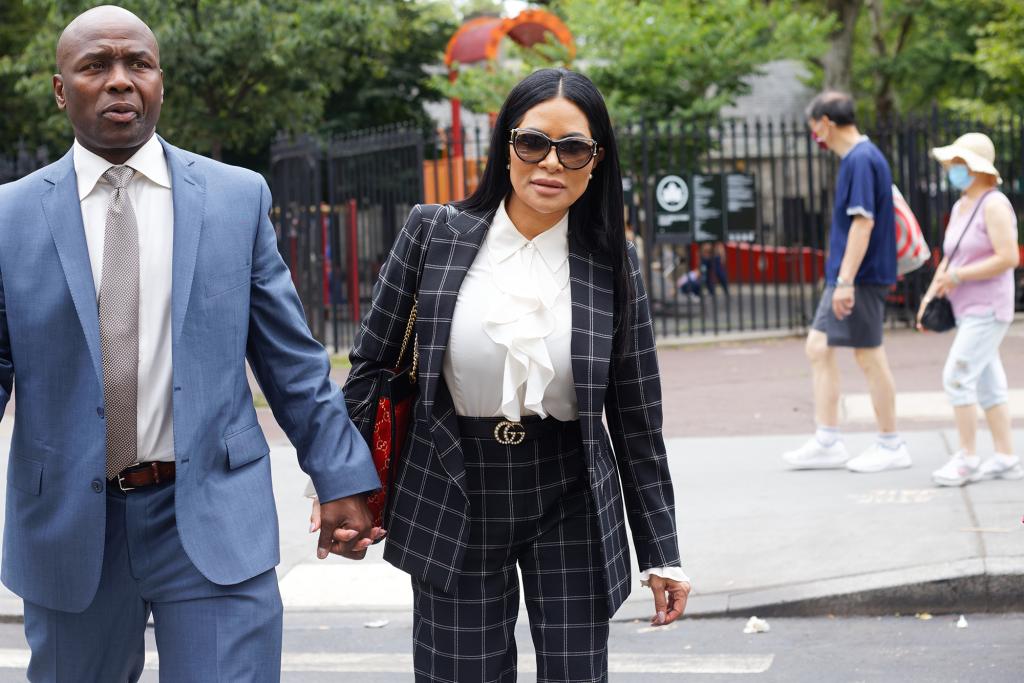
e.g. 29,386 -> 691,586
0,649 -> 774,674
278,563 -> 413,609
848,489 -> 937,504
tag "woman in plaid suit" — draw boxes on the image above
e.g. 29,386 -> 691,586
316,69 -> 689,682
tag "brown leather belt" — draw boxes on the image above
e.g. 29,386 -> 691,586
111,461 -> 176,492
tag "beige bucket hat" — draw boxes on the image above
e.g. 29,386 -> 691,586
931,132 -> 1002,184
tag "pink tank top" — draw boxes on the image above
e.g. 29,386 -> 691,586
943,191 -> 1017,323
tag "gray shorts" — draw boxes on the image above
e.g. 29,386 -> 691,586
812,285 -> 889,348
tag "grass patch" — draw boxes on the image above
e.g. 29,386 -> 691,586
330,354 -> 351,370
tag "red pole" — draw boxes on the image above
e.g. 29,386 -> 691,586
347,199 -> 360,324
321,204 -> 330,307
450,69 -> 463,160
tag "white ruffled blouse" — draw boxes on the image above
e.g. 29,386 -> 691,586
443,200 -> 576,421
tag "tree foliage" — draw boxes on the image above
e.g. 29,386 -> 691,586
0,0 -> 453,161
435,38 -> 573,116
561,0 -> 833,123
435,0 -> 832,124
803,0 -> 1015,120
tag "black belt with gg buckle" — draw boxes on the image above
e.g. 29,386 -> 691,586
456,416 -> 577,445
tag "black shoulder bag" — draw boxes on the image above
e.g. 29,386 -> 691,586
919,190 -> 995,332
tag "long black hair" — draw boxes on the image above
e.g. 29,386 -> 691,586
453,68 -> 633,355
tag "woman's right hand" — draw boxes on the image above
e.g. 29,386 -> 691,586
916,297 -> 929,332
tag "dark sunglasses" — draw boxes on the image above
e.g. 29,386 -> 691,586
509,128 -> 599,170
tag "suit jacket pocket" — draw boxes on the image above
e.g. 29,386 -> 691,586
205,264 -> 251,298
9,455 -> 43,496
225,424 -> 271,469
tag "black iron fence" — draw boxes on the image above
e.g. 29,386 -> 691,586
279,115 -> 1017,350
0,143 -> 51,185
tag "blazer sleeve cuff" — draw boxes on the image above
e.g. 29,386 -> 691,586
306,458 -> 381,504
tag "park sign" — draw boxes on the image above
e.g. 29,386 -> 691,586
653,172 -> 758,243
654,174 -> 691,238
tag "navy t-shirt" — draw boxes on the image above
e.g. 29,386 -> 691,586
825,139 -> 897,285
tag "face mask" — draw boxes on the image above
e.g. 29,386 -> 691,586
947,164 -> 974,191
811,131 -> 829,151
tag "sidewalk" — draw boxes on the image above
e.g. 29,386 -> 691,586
0,326 -> 1020,619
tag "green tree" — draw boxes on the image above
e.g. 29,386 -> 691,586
0,0 -> 451,163
561,0 -> 833,123
800,0 -> 1010,119
948,1 -> 1024,117
0,0 -> 49,154
321,0 -> 457,133
436,38 -> 573,116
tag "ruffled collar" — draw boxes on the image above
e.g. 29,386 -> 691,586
487,200 -> 569,273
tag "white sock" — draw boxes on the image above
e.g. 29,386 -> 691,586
992,453 -> 1018,465
877,433 -> 903,450
816,426 -> 840,447
963,453 -> 981,467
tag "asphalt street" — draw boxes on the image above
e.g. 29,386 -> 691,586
0,612 -> 1019,681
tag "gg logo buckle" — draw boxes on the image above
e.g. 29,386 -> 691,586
494,420 -> 526,446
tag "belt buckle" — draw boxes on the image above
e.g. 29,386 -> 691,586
494,420 -> 526,446
116,462 -> 142,493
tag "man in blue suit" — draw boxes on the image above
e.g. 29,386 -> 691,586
0,6 -> 380,680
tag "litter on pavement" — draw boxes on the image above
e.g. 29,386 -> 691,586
743,616 -> 771,634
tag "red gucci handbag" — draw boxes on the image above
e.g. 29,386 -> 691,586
365,299 -> 419,531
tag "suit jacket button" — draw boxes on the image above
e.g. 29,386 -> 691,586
91,479 -> 104,493
96,407 -> 105,418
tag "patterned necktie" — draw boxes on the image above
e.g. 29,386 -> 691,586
99,165 -> 140,480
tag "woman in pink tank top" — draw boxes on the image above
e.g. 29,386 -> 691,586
918,133 -> 1021,486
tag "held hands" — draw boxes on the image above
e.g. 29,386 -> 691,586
309,494 -> 386,560
647,575 -> 691,626
831,286 -> 855,320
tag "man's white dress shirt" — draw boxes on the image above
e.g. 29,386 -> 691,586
74,135 -> 175,463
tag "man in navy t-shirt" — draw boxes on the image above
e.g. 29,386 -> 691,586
783,92 -> 911,474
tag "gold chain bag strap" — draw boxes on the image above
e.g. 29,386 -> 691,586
365,205 -> 449,530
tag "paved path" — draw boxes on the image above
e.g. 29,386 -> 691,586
1,612 -> 1022,681
0,324 -> 1021,620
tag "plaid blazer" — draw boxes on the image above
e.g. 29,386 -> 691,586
343,204 -> 680,615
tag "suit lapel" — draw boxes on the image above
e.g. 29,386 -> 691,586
569,233 -> 614,426
161,139 -> 206,348
41,150 -> 104,387
418,208 -> 492,417
417,207 -> 492,497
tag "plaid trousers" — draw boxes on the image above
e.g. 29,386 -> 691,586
411,418 -> 609,683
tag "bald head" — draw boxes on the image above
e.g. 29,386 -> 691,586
57,5 -> 158,73
52,4 -> 164,164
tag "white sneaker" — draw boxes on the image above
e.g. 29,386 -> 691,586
846,442 -> 912,473
977,455 -> 1024,481
932,451 -> 981,486
782,437 -> 849,469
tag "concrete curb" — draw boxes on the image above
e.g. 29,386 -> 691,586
607,559 -> 1024,621
1,565 -> 1020,624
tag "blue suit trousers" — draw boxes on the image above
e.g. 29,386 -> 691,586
23,482 -> 282,682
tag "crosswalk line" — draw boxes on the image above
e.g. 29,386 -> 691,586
0,649 -> 773,674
